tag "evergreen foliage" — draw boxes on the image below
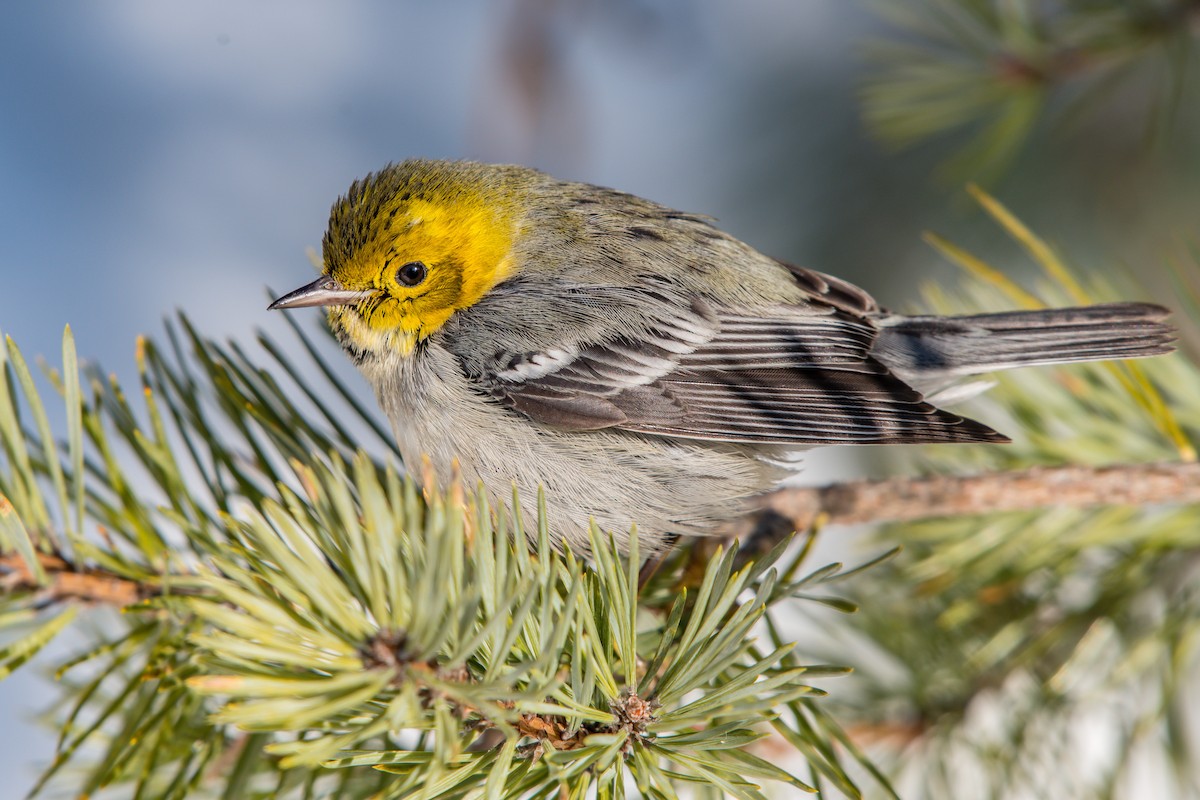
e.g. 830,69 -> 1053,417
0,192 -> 1196,798
823,197 -> 1200,798
863,0 -> 1200,178
0,309 -> 875,798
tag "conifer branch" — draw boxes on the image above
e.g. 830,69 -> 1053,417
863,0 -> 1200,177
757,461 -> 1200,537
0,551 -> 147,607
0,223 -> 1196,796
7,462 -> 1198,613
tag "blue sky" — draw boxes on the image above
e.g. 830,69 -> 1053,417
0,2 -> 858,379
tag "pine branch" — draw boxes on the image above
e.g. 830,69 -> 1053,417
11,460 -> 1197,612
5,450 -> 1185,606
755,461 -> 1200,539
862,0 -> 1200,177
0,551 -> 147,606
1,212 -> 1196,796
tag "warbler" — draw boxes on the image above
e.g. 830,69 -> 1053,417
270,159 -> 1174,556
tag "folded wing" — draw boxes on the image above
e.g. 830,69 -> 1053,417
472,290 -> 1007,446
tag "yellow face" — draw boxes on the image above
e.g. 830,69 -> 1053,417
324,188 -> 520,357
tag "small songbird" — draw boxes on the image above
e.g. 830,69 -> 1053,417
270,160 -> 1175,555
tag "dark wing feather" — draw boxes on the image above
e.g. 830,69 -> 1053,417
638,365 -> 1006,444
778,263 -> 883,317
472,282 -> 1007,445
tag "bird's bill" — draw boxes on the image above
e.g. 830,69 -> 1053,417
268,276 -> 373,310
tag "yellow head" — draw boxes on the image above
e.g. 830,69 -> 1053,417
271,160 -> 526,356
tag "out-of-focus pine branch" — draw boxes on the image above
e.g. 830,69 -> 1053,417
802,188 -> 1200,800
862,0 -> 1200,178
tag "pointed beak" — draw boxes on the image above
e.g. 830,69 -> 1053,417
268,276 -> 373,310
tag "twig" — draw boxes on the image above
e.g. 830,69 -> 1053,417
0,551 -> 147,607
758,461 -> 1200,537
6,462 -> 1199,607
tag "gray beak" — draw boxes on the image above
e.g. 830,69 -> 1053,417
268,276 -> 373,310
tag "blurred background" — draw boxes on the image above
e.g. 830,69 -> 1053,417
2,1 -> 1198,796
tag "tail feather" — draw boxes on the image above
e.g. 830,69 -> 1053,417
874,302 -> 1176,379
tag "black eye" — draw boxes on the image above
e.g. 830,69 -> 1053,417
396,261 -> 427,287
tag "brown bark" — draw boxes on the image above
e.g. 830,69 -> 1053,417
759,461 -> 1200,534
6,462 -> 1199,609
0,551 -> 145,606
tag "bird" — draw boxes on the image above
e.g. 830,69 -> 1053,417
269,159 -> 1175,556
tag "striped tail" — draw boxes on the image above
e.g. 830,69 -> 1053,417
873,302 -> 1176,380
